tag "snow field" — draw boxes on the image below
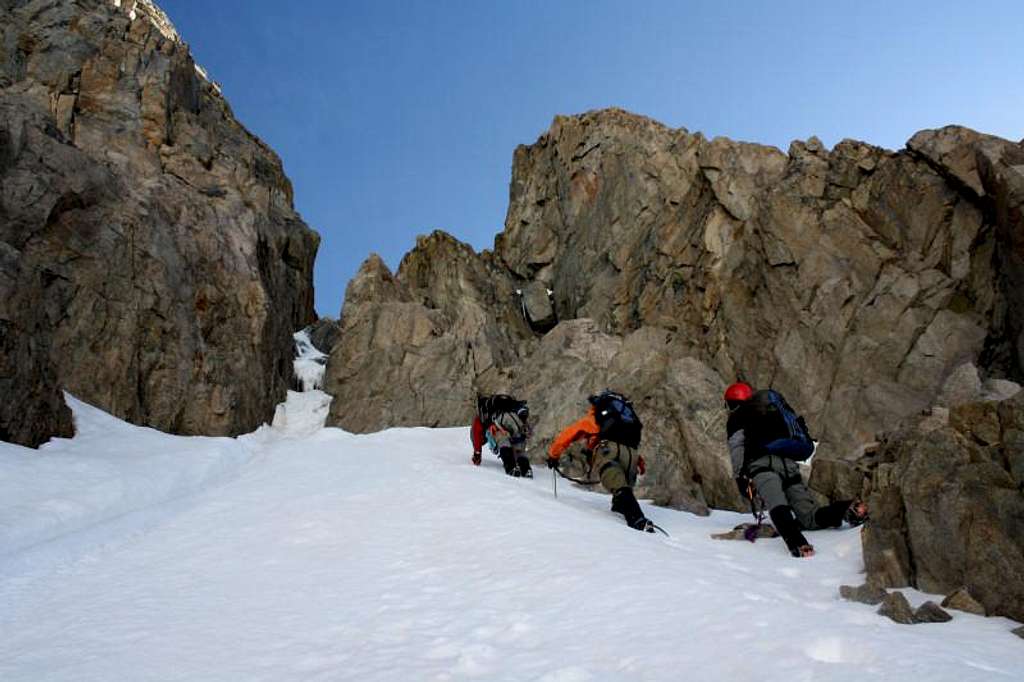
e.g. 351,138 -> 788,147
1,395 -> 1023,681
0,396 -> 253,562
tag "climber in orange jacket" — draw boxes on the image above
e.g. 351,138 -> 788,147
547,391 -> 653,532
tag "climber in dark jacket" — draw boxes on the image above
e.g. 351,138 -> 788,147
472,394 -> 533,477
724,382 -> 867,558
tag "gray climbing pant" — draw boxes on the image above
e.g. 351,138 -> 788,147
747,454 -> 824,530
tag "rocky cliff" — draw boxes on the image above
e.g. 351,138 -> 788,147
324,108 -> 1024,516
0,0 -> 319,446
858,394 -> 1024,623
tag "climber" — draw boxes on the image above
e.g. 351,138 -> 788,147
472,394 -> 533,477
547,390 -> 653,532
724,381 -> 868,558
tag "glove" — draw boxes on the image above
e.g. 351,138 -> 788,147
637,455 -> 646,476
546,456 -> 560,469
471,452 -> 482,466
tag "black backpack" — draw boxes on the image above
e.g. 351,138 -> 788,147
477,394 -> 528,427
588,390 -> 642,448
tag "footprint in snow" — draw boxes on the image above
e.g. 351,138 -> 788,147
804,635 -> 858,664
539,666 -> 594,682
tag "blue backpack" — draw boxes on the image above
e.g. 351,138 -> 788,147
588,390 -> 642,449
750,389 -> 814,461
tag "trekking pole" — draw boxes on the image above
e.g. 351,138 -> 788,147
552,466 -> 558,498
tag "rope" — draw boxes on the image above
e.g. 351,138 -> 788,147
553,452 -> 669,537
550,450 -> 602,485
552,464 -> 602,486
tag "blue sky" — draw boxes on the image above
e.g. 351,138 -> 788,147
160,1 -> 1024,316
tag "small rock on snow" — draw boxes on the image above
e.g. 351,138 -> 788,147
878,592 -> 916,624
839,583 -> 888,606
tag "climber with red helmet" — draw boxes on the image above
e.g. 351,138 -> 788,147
724,381 -> 868,558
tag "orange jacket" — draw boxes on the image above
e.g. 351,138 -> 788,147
548,408 -> 602,459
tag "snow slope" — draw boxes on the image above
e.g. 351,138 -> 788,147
0,396 -> 254,562
2,396 -> 1022,680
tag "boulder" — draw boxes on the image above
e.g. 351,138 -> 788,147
878,592 -> 916,624
941,588 -> 987,616
808,456 -> 871,501
861,393 -> 1024,623
517,281 -> 557,332
937,363 -> 983,407
982,378 -> 1022,402
839,583 -> 888,606
914,601 -> 953,623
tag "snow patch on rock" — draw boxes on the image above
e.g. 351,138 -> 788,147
271,390 -> 332,437
293,329 -> 329,392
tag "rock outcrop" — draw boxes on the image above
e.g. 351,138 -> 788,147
0,0 -> 318,444
325,237 -> 534,433
324,108 -> 1024,515
497,112 -> 1023,460
860,392 -> 1024,623
306,317 -> 341,357
0,243 -> 73,446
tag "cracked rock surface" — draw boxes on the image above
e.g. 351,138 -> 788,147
1,0 -> 318,443
859,393 -> 1024,623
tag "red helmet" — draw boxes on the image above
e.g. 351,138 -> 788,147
724,382 -> 754,403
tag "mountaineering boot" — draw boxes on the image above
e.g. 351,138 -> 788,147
499,447 -> 517,476
631,516 -> 656,533
612,487 -> 648,530
516,456 -> 533,478
769,505 -> 813,557
843,499 -> 869,527
813,500 -> 853,529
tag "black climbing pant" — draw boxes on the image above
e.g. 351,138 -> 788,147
769,505 -> 810,557
611,487 -> 646,529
